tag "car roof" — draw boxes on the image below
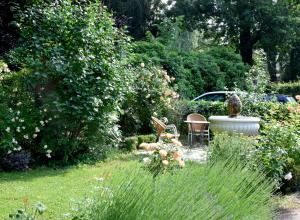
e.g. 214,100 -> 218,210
192,91 -> 244,101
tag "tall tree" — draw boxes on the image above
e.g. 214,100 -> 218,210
168,0 -> 300,81
102,0 -> 166,39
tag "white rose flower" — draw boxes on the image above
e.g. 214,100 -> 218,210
284,172 -> 293,180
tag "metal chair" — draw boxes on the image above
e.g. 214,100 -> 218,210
151,116 -> 179,141
187,113 -> 210,146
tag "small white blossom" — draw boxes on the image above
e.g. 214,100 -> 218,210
13,88 -> 18,92
35,127 -> 40,132
142,157 -> 151,164
22,126 -> 25,130
45,120 -> 48,123
46,153 -> 51,158
145,94 -> 151,99
33,134 -> 37,138
95,177 -> 104,182
44,145 -> 48,149
44,108 -> 47,112
46,149 -> 52,154
5,127 -> 10,132
40,121 -> 45,126
23,134 -> 29,139
16,111 -> 20,115
16,102 -> 22,106
284,172 -> 293,180
7,150 -> 12,154
11,118 -> 15,122
12,138 -> 18,144
49,118 -> 52,121
16,127 -> 21,132
19,119 -> 24,122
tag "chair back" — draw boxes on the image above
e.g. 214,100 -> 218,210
151,116 -> 167,136
186,113 -> 208,132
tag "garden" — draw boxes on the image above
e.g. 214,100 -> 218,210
0,0 -> 300,219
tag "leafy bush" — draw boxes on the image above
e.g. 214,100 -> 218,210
133,40 -> 248,99
72,161 -> 275,219
119,65 -> 178,136
123,137 -> 138,151
254,109 -> 300,186
272,81 -> 300,97
2,1 -> 132,165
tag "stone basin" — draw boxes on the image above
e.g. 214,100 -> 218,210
208,116 -> 260,136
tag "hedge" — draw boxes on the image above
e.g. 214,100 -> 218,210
122,134 -> 156,151
272,81 -> 300,97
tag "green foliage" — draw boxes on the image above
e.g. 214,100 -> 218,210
73,161 -> 275,220
133,40 -> 248,99
4,1 -> 132,165
122,134 -> 156,151
169,0 -> 300,72
272,81 -> 300,97
254,120 -> 300,185
119,65 -> 178,136
209,132 -> 256,163
137,134 -> 156,145
9,202 -> 46,220
123,137 -> 138,151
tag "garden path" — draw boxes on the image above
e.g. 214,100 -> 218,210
136,145 -> 208,163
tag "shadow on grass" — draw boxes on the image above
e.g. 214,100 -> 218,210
0,151 -> 141,183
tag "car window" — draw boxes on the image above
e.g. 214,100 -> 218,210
199,94 -> 226,102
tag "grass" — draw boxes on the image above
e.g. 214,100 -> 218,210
0,154 -> 138,219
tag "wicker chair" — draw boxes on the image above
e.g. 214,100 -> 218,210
187,113 -> 210,146
151,116 -> 179,141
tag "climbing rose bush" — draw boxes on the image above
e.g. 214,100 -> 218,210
1,0 -> 133,166
120,65 -> 179,136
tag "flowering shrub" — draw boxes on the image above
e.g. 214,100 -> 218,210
254,120 -> 300,186
120,65 -> 179,136
1,1 -> 133,166
143,138 -> 184,178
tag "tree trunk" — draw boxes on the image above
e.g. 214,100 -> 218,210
239,27 -> 253,66
266,49 -> 277,82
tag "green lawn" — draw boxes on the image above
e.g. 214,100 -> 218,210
0,156 -> 138,219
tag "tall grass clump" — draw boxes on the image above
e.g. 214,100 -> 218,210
73,160 -> 275,220
209,132 -> 256,163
